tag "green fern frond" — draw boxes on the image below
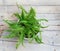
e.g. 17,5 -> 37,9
4,5 -> 48,48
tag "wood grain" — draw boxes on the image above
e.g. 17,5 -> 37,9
0,0 -> 60,51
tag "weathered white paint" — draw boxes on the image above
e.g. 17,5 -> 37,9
16,44 -> 54,51
54,46 -> 60,51
0,41 -> 16,51
17,0 -> 60,5
0,0 -> 60,51
0,0 -> 3,5
3,6 -> 60,14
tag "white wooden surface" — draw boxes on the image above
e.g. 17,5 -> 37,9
0,0 -> 60,51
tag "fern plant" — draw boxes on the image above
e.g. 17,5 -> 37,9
4,5 -> 48,48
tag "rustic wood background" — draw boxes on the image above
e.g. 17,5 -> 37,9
0,0 -> 60,51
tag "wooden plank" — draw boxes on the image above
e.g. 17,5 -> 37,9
4,0 -> 17,5
17,0 -> 60,6
53,46 -> 60,51
0,13 -> 60,21
0,41 -> 54,51
4,6 -> 60,14
1,14 -> 60,20
16,44 -> 54,51
40,20 -> 60,26
0,31 -> 60,45
1,31 -> 60,42
2,0 -> 60,6
0,6 -> 60,14
53,33 -> 60,45
0,20 -> 60,31
0,13 -> 60,26
0,41 -> 16,51
0,0 -> 3,5
6,6 -> 18,14
0,6 -> 5,14
22,6 -> 60,14
36,14 -> 60,20
0,19 -> 60,26
43,26 -> 60,31
49,21 -> 60,26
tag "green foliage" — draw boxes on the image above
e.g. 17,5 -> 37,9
4,5 -> 48,48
